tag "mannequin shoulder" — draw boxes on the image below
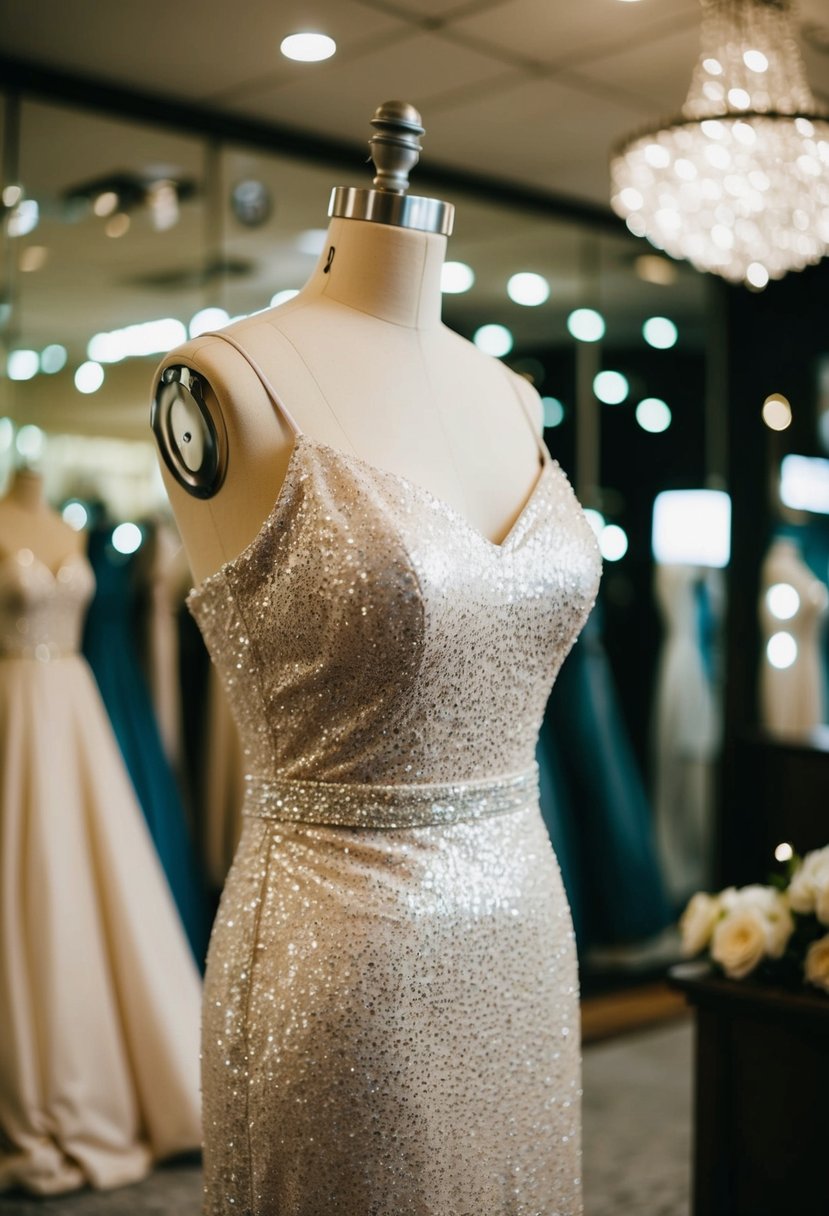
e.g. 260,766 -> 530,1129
439,325 -> 544,433
151,327 -> 288,502
505,367 -> 544,434
153,332 -> 261,402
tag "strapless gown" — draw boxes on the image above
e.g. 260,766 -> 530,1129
187,330 -> 602,1216
0,547 -> 201,1195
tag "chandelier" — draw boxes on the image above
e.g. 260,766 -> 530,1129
610,0 -> 829,287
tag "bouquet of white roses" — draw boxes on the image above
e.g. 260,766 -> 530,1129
680,845 -> 829,993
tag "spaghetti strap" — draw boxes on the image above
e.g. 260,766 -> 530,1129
500,363 -> 550,468
203,330 -> 304,439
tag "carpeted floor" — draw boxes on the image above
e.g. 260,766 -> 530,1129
583,1020 -> 692,1216
0,1021 -> 693,1215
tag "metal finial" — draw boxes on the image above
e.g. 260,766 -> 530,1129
328,100 -> 453,236
368,101 -> 425,194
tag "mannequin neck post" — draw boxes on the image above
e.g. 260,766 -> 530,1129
7,467 -> 46,512
305,217 -> 447,330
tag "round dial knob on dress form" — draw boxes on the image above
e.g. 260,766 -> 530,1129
329,100 -> 454,236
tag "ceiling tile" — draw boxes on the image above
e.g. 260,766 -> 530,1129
573,24 -> 700,115
0,0 -> 406,100
448,0 -> 700,68
360,0 -> 491,14
225,30 -> 509,149
424,75 -> 652,194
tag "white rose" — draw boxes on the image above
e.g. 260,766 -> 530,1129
804,934 -> 829,994
716,885 -> 794,959
680,892 -> 722,956
788,847 -> 829,916
718,886 -> 739,910
711,907 -> 768,979
721,884 -> 774,913
817,885 -> 829,928
764,894 -> 795,959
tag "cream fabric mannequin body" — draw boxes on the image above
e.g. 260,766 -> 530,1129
0,469 -> 82,573
153,199 -> 600,1213
155,217 -> 545,583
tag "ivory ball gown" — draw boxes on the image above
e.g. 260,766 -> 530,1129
0,545 -> 201,1195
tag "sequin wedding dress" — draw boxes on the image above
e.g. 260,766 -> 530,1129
188,332 -> 602,1216
0,546 -> 201,1195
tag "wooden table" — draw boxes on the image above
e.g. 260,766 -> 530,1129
669,962 -> 829,1216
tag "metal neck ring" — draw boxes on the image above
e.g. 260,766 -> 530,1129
328,187 -> 454,236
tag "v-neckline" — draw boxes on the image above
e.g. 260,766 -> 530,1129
189,434 -> 557,601
0,549 -> 87,582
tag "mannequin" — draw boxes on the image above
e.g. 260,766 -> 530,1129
153,108 -> 543,586
652,563 -> 721,907
152,103 -> 599,1216
0,467 -> 83,573
759,535 -> 828,736
0,460 -> 201,1194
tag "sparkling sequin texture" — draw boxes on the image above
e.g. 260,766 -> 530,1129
188,431 -> 602,1215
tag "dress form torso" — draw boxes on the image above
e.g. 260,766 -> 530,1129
0,469 -> 84,575
154,218 -> 546,585
153,108 -> 600,1213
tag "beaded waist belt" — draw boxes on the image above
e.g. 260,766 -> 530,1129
243,763 -> 539,829
0,645 -> 74,661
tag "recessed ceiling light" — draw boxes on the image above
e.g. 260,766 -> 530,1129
636,397 -> 672,433
441,262 -> 475,294
40,344 -> 67,374
473,324 -> 513,357
112,522 -> 143,555
93,190 -> 119,217
105,213 -> 130,238
593,370 -> 629,404
7,350 -> 39,381
281,33 -> 336,62
62,501 -> 89,532
567,308 -> 605,343
766,583 -> 799,621
762,393 -> 792,432
507,272 -> 550,306
75,361 -> 105,394
600,524 -> 629,562
7,199 -> 39,237
642,316 -> 678,349
542,397 -> 565,427
15,425 -> 44,460
767,632 -> 797,670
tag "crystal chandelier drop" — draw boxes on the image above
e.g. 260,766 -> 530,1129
610,0 -> 829,287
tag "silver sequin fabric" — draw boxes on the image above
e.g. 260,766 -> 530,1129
188,432 -> 601,1215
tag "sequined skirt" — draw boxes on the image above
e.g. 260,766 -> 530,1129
202,768 -> 582,1216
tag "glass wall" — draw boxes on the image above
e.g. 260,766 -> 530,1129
1,91 -> 720,940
